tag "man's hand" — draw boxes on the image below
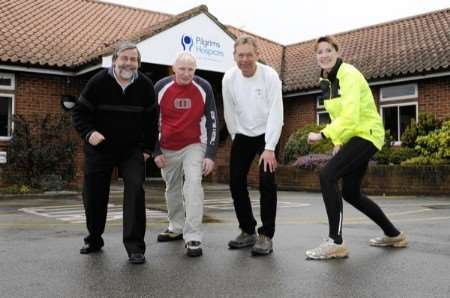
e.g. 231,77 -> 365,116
258,149 -> 277,173
307,132 -> 323,144
143,152 -> 150,162
88,131 -> 105,146
202,158 -> 215,176
154,154 -> 166,169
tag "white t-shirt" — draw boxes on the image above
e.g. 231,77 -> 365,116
222,62 -> 284,150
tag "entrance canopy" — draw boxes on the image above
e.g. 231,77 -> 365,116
102,13 -> 236,73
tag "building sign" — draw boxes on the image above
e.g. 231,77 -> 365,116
102,13 -> 235,73
181,33 -> 225,62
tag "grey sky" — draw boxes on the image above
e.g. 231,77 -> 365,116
102,0 -> 449,44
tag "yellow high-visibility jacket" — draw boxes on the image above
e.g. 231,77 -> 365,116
320,60 -> 385,150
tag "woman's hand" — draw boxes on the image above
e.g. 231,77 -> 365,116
332,145 -> 341,156
307,132 -> 323,144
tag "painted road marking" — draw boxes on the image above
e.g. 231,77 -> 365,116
19,204 -> 167,224
204,198 -> 310,210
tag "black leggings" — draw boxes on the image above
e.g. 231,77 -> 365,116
319,137 -> 400,244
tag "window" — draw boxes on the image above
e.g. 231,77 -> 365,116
379,83 -> 418,143
0,95 -> 13,138
0,73 -> 15,90
317,111 -> 331,125
380,83 -> 417,101
317,95 -> 325,108
316,95 -> 330,125
381,103 -> 417,142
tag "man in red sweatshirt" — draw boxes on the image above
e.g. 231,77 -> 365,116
153,52 -> 218,257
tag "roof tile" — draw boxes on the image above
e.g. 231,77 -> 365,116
0,0 -> 448,92
283,8 -> 450,92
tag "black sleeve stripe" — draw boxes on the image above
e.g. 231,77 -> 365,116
143,102 -> 158,112
97,105 -> 145,112
78,95 -> 95,111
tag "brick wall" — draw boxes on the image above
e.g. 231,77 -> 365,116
419,76 -> 450,120
274,165 -> 450,196
0,71 -> 86,187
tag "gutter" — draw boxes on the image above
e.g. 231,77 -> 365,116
283,70 -> 450,99
0,64 -> 103,77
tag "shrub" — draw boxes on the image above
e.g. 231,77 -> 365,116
401,156 -> 448,165
0,184 -> 32,194
401,113 -> 441,148
2,113 -> 77,190
414,120 -> 450,160
284,123 -> 333,163
374,129 -> 396,164
388,147 -> 419,164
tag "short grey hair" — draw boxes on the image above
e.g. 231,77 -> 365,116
112,41 -> 141,66
233,35 -> 259,54
173,52 -> 197,68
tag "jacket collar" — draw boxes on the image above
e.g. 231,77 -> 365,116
320,58 -> 343,80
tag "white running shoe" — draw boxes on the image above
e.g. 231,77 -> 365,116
306,238 -> 349,260
369,232 -> 408,248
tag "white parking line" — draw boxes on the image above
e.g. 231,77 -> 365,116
19,204 -> 167,224
204,199 -> 310,210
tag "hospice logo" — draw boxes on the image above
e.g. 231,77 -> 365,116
181,33 -> 224,60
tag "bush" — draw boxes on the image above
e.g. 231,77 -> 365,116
384,147 -> 419,165
401,113 -> 441,148
374,129 -> 396,164
375,147 -> 418,165
284,123 -> 333,163
401,156 -> 448,165
0,184 -> 32,194
2,113 -> 77,190
414,120 -> 450,160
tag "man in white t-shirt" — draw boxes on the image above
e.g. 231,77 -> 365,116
222,35 -> 284,256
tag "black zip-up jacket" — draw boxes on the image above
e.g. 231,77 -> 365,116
72,68 -> 158,154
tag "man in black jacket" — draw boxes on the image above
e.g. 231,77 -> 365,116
72,41 -> 158,264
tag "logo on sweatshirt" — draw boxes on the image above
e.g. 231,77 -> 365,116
174,98 -> 192,109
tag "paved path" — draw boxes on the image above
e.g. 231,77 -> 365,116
1,184 -> 449,297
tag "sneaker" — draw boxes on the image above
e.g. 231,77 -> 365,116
305,238 -> 349,260
157,229 -> 183,242
186,241 -> 203,257
251,234 -> 273,256
369,232 -> 408,248
128,253 -> 146,264
228,232 -> 257,249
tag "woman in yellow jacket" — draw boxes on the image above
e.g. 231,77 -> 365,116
306,36 -> 408,260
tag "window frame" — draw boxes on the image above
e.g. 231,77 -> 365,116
0,73 -> 15,91
380,102 -> 418,144
380,83 -> 418,102
316,95 -> 325,109
0,93 -> 15,140
316,110 -> 331,126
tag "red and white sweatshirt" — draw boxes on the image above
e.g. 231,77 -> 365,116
153,75 -> 218,159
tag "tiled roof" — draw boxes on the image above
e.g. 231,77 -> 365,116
0,1 -> 448,92
226,26 -> 285,74
0,0 -> 171,68
283,8 -> 450,93
0,0 -> 279,71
